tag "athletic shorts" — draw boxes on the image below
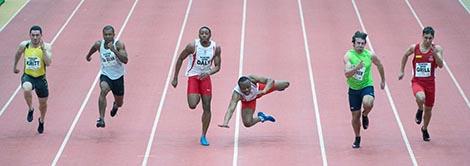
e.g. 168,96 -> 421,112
412,80 -> 435,107
21,74 -> 49,98
100,75 -> 125,96
187,75 -> 212,96
348,86 -> 374,111
241,83 -> 277,111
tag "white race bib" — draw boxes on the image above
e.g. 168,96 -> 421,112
415,63 -> 431,77
25,57 -> 41,70
353,66 -> 365,81
101,52 -> 118,67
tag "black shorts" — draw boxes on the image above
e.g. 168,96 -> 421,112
348,86 -> 374,111
21,74 -> 49,98
100,75 -> 124,96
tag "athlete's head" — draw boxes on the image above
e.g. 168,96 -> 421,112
352,31 -> 367,53
422,26 -> 434,47
198,26 -> 212,43
102,25 -> 115,42
29,25 -> 43,45
238,76 -> 252,95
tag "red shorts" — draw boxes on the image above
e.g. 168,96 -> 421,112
241,83 -> 277,111
412,80 -> 435,107
187,75 -> 212,96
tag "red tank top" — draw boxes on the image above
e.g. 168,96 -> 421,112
412,43 -> 436,81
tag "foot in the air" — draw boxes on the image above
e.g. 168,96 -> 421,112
37,118 -> 44,134
362,115 -> 369,130
96,118 -> 105,128
352,136 -> 361,149
27,109 -> 34,122
110,103 -> 119,117
421,127 -> 430,142
200,136 -> 209,146
415,109 -> 423,124
257,112 -> 276,123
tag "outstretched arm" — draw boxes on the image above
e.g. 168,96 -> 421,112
13,41 -> 28,73
171,42 -> 195,88
398,44 -> 414,80
371,53 -> 385,89
86,41 -> 100,62
219,91 -> 241,128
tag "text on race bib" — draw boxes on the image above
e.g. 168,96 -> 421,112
101,52 -> 118,67
353,66 -> 365,81
25,57 -> 41,70
415,62 -> 431,77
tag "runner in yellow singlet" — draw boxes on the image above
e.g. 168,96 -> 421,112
13,25 -> 52,134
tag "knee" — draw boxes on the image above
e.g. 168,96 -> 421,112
363,102 -> 373,110
242,121 -> 252,128
279,81 -> 290,91
188,104 -> 197,110
22,82 -> 33,92
416,94 -> 426,103
115,101 -> 123,107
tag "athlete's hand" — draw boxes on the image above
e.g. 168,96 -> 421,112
398,71 -> 404,80
380,81 -> 385,90
171,77 -> 178,88
218,124 -> 230,128
86,56 -> 92,62
13,68 -> 20,74
356,60 -> 364,70
198,72 -> 210,80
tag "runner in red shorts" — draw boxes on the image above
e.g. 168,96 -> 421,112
399,26 -> 444,141
218,75 -> 289,129
171,26 -> 221,146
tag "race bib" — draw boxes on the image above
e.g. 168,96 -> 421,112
101,52 -> 118,67
415,62 -> 431,77
353,66 -> 365,81
25,57 -> 41,70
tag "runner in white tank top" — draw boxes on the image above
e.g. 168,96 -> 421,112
171,26 -> 222,146
86,25 -> 129,128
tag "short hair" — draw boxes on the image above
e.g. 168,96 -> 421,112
199,26 -> 211,34
238,76 -> 250,85
422,26 -> 434,37
30,25 -> 42,34
352,31 -> 367,43
103,25 -> 115,33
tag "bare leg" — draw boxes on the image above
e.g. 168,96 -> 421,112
201,95 -> 212,136
187,94 -> 201,110
98,81 -> 111,119
241,108 -> 261,128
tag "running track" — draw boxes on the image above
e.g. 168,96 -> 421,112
0,0 -> 469,165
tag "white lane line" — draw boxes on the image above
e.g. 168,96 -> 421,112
141,0 -> 193,165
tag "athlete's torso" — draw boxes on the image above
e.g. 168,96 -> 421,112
100,40 -> 125,80
185,39 -> 216,77
412,43 -> 437,81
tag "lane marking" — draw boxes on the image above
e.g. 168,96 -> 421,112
297,0 -> 327,165
141,0 -> 193,165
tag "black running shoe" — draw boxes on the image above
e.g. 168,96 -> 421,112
415,109 -> 423,124
96,118 -> 105,128
27,109 -> 34,122
362,115 -> 369,130
37,118 -> 44,134
352,136 -> 361,149
421,127 -> 430,141
110,103 -> 118,117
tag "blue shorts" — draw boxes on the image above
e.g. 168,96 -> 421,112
348,86 -> 374,111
